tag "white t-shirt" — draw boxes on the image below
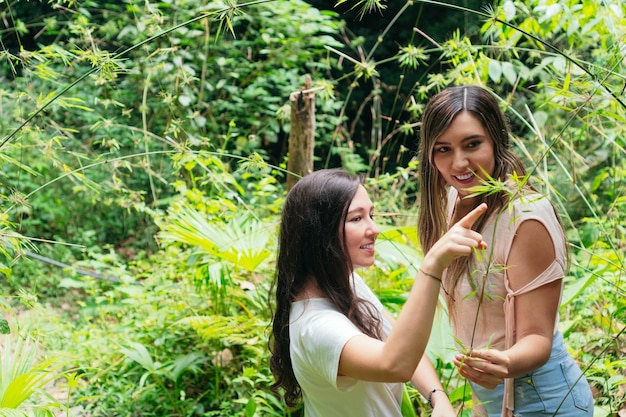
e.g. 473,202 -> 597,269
289,273 -> 402,417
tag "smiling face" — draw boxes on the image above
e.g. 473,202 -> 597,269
432,111 -> 495,199
344,185 -> 379,269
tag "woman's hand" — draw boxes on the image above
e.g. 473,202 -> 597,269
422,203 -> 488,275
453,349 -> 511,389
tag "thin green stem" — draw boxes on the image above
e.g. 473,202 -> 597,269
0,0 -> 277,152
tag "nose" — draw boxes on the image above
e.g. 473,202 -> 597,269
367,218 -> 380,238
452,150 -> 469,171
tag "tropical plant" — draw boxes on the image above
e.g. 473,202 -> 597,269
0,335 -> 66,416
0,0 -> 624,416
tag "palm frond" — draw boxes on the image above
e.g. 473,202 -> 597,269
159,205 -> 274,272
0,337 -> 60,409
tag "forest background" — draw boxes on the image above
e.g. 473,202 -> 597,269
0,0 -> 624,416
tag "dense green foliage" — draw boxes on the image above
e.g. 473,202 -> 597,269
0,0 -> 624,416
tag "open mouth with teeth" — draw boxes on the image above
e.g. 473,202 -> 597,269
454,172 -> 475,183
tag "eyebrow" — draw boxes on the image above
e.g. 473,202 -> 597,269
347,205 -> 373,215
435,134 -> 485,144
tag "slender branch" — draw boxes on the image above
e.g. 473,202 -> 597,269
0,0 -> 276,151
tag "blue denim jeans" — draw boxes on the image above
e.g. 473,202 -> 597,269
470,332 -> 594,416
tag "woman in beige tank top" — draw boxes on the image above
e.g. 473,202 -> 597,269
417,85 -> 594,416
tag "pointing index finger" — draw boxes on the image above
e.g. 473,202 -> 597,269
457,203 -> 488,229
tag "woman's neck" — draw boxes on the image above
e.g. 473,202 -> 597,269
452,194 -> 477,224
294,277 -> 325,301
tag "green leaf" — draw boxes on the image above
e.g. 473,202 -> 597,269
160,206 -> 273,272
501,61 -> 517,85
488,59 -> 502,83
168,352 -> 206,384
0,409 -> 30,417
0,338 -> 59,409
401,385 -> 417,417
0,320 -> 9,335
244,397 -> 257,417
119,342 -> 156,373
561,270 -> 600,308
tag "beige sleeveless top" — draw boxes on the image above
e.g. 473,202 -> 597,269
444,188 -> 566,416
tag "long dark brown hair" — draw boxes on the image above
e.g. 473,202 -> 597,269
268,168 -> 382,408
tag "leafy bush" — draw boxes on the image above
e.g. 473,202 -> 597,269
0,0 -> 624,416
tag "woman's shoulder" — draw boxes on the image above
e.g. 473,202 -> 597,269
509,193 -> 560,222
488,192 -> 564,242
504,193 -> 566,251
290,299 -> 363,352
513,192 -> 552,207
291,298 -> 352,327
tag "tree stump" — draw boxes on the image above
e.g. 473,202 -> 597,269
286,75 -> 315,191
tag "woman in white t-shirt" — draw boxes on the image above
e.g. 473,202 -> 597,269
269,168 -> 487,416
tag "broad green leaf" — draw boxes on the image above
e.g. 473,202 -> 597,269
488,59 -> 502,83
119,342 -> 156,373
